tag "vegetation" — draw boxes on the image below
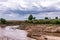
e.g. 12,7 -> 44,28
0,18 -> 7,24
28,14 -> 33,20
26,19 -> 60,24
0,15 -> 60,24
55,17 -> 58,19
27,15 -> 60,24
45,17 -> 49,19
28,14 -> 36,20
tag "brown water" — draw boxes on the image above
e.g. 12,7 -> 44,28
0,26 -> 35,40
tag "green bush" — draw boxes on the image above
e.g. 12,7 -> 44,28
54,20 -> 60,24
0,18 -> 7,24
26,19 -> 60,24
45,17 -> 49,19
55,17 -> 58,19
27,20 -> 33,23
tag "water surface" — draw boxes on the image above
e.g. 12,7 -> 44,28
0,25 -> 34,40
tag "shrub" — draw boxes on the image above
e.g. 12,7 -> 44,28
55,17 -> 58,19
0,18 -> 7,24
28,14 -> 33,20
45,17 -> 49,19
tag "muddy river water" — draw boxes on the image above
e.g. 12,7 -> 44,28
0,25 -> 35,40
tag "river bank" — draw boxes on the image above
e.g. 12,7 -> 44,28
0,24 -> 60,40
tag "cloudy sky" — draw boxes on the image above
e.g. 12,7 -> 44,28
0,0 -> 60,20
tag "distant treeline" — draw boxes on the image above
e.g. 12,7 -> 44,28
0,14 -> 60,24
26,14 -> 60,24
26,19 -> 60,24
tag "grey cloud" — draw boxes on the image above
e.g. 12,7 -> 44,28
0,0 -> 60,20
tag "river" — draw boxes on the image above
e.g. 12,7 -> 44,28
0,25 -> 35,40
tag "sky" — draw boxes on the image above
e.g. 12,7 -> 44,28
0,0 -> 60,20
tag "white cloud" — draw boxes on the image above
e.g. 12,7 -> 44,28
0,0 -> 59,10
40,1 -> 54,7
0,0 -> 60,20
0,0 -> 60,10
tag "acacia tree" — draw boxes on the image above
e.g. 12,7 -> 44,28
28,14 -> 33,20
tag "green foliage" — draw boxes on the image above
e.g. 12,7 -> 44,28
28,14 -> 33,20
0,18 -> 7,24
27,19 -> 60,24
52,19 -> 60,24
27,16 -> 60,24
55,17 -> 58,19
26,20 -> 33,23
45,17 -> 49,19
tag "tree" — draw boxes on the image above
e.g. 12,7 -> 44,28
45,17 -> 49,19
0,18 -> 7,24
33,17 -> 36,20
28,14 -> 33,20
55,17 -> 58,19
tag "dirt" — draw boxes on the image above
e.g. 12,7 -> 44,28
45,35 -> 60,40
18,24 -> 60,40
